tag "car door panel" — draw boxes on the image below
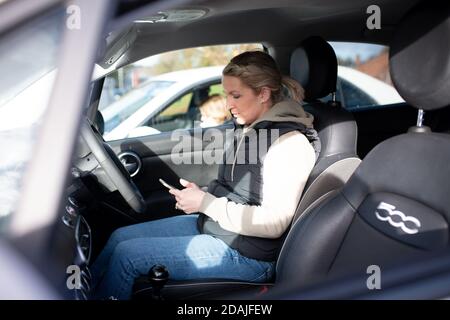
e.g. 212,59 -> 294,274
107,123 -> 233,218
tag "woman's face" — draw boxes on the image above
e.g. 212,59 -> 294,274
222,75 -> 269,125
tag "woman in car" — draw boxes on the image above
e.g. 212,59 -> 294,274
91,50 -> 319,300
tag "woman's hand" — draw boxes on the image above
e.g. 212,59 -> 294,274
169,178 -> 206,214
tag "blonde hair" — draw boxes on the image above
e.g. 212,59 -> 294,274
199,94 -> 231,124
223,51 -> 304,103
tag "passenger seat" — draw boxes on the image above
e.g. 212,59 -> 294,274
290,36 -> 361,221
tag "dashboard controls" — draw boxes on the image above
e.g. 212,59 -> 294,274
118,151 -> 142,177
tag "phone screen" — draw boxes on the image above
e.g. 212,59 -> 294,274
159,178 -> 178,190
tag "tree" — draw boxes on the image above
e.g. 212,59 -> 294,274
149,43 -> 262,75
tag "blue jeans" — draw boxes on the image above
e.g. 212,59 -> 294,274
90,214 -> 275,300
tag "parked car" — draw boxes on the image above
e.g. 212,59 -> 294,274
102,65 -> 404,141
334,66 -> 404,109
0,0 -> 449,302
101,66 -> 225,140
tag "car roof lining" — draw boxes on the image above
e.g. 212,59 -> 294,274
101,0 -> 421,73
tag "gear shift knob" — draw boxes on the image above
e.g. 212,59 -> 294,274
148,264 -> 169,300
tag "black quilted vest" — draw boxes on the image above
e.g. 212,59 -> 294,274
197,120 -> 320,261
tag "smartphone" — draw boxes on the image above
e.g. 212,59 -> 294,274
159,178 -> 179,190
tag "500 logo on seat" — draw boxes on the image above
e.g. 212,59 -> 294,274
375,202 -> 421,234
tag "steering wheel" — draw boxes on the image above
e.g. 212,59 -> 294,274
80,121 -> 146,213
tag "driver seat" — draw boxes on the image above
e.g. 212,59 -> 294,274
133,3 -> 450,299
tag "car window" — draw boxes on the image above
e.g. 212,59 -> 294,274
148,92 -> 194,132
0,10 -> 64,231
146,82 -> 228,133
157,92 -> 192,118
338,78 -> 377,109
100,43 -> 261,141
320,42 -> 404,111
100,80 -> 174,134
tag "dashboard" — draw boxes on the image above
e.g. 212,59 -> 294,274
58,167 -> 137,300
60,178 -> 94,300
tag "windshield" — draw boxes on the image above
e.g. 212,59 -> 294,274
99,79 -> 174,134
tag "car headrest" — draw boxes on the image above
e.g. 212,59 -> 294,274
290,36 -> 338,102
389,3 -> 450,110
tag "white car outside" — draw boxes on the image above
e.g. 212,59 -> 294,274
337,65 -> 404,106
102,66 -> 224,141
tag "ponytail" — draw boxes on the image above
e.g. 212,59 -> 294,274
281,75 -> 305,103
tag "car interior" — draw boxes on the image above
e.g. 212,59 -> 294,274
21,0 -> 449,300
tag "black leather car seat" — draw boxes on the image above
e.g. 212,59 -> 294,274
289,36 -> 360,221
275,2 -> 450,293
